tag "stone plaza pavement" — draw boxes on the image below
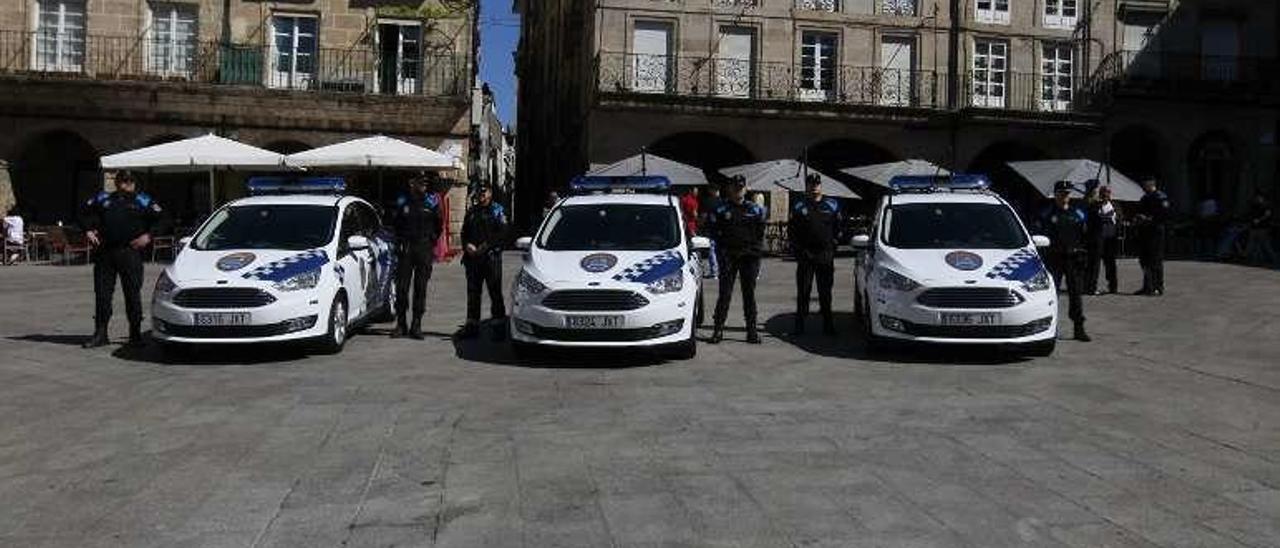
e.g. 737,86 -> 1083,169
0,256 -> 1278,548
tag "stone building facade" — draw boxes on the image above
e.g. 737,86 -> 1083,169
0,0 -> 478,236
514,0 -> 1277,230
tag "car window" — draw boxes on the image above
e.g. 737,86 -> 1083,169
191,205 -> 337,251
339,205 -> 362,254
539,204 -> 680,251
886,202 -> 1028,249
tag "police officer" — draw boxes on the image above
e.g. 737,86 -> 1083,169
79,171 -> 163,348
390,175 -> 445,340
457,184 -> 508,340
1039,181 -> 1090,342
788,173 -> 839,336
709,176 -> 767,344
1134,177 -> 1171,296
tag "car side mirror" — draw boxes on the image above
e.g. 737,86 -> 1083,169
1032,235 -> 1051,248
690,236 -> 711,251
178,236 -> 192,252
850,234 -> 871,248
514,236 -> 533,250
347,235 -> 370,251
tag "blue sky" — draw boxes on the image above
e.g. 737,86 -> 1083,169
478,0 -> 520,127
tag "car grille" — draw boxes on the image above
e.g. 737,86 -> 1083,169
541,290 -> 650,312
172,288 -> 277,309
917,288 -> 1024,309
901,317 -> 1053,339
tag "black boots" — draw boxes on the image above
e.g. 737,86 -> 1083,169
709,324 -> 724,344
83,325 -> 109,349
391,317 -> 407,339
1074,323 -> 1091,342
454,323 -> 480,340
409,318 -> 424,340
745,325 -> 761,345
126,324 -> 144,347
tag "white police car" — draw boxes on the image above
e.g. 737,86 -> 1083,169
508,176 -> 710,359
151,178 -> 395,354
852,175 -> 1058,355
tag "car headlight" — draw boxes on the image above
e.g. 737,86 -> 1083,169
878,268 -> 920,292
154,271 -> 177,294
515,269 -> 547,300
1022,268 -> 1052,292
645,271 -> 684,295
274,269 -> 321,292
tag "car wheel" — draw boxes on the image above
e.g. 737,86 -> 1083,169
1023,338 -> 1056,357
316,296 -> 348,355
694,290 -> 704,328
861,301 -> 886,353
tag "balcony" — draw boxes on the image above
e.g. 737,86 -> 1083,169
1088,50 -> 1280,104
1117,0 -> 1170,15
0,30 -> 467,99
595,52 -> 1091,118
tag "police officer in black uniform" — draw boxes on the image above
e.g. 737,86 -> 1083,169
1039,181 -> 1091,342
79,171 -> 164,348
709,176 -> 767,344
390,175 -> 445,340
457,184 -> 508,340
1134,177 -> 1171,296
788,173 -> 840,336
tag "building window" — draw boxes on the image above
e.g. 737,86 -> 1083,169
716,26 -> 756,98
972,39 -> 1008,108
796,0 -> 838,12
1200,18 -> 1241,82
880,35 -> 916,106
147,3 -> 198,77
1044,0 -> 1077,29
34,0 -> 85,72
882,0 -> 916,17
976,0 -> 1010,25
270,15 -> 318,90
631,21 -> 673,93
798,31 -> 838,102
1040,43 -> 1073,111
378,21 -> 422,95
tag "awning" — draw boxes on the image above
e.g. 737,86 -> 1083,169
720,160 -> 859,199
285,135 -> 461,170
1007,159 -> 1145,201
842,159 -> 950,188
100,134 -> 288,172
587,152 -> 708,186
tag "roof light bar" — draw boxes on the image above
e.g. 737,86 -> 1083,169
569,175 -> 671,194
889,174 -> 991,193
247,176 -> 347,196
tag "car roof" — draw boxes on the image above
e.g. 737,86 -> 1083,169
224,195 -> 356,208
560,194 -> 676,207
887,192 -> 1007,206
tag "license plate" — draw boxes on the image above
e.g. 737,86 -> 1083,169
940,312 -> 1000,326
565,315 -> 625,329
193,312 -> 252,326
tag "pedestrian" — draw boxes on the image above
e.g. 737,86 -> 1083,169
1083,182 -> 1103,294
79,171 -> 164,348
788,173 -> 839,336
1095,186 -> 1122,293
3,206 -> 23,265
1039,181 -> 1091,342
390,175 -> 445,340
678,186 -> 699,237
457,183 -> 509,341
1244,193 -> 1277,266
708,176 -> 766,344
1134,177 -> 1171,295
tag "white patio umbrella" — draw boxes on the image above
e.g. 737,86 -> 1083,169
100,133 -> 291,210
587,152 -> 708,186
720,159 -> 859,199
842,159 -> 950,188
1007,159 -> 1145,201
285,135 -> 460,170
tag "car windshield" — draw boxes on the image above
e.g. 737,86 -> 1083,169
192,204 -> 337,251
539,203 -> 680,251
885,202 -> 1028,249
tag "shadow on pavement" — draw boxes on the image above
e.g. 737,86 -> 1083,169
108,333 -> 313,365
451,322 -> 676,369
764,312 -> 1033,366
8,334 -> 92,347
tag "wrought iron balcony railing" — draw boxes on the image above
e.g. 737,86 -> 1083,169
0,30 -> 467,98
1089,50 -> 1280,100
596,52 -> 1087,114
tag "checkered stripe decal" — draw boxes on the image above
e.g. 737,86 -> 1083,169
242,250 -> 330,282
985,249 -> 1043,282
612,251 -> 685,284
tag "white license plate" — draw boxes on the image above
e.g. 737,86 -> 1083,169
940,312 -> 1000,326
565,315 -> 625,329
193,312 -> 252,326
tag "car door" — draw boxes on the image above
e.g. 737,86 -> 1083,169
336,204 -> 369,321
355,202 -> 388,313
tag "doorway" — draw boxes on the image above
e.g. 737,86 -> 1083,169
378,21 -> 422,95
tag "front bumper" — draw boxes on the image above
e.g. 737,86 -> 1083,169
869,286 -> 1058,345
510,292 -> 695,348
151,287 -> 331,344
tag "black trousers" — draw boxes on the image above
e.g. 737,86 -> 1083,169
1138,227 -> 1166,292
795,257 -> 834,322
1101,236 -> 1119,293
1045,252 -> 1085,325
93,246 -> 144,328
395,243 -> 434,323
713,252 -> 760,328
464,254 -> 505,324
1084,240 -> 1102,294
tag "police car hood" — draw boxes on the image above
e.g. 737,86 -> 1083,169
526,247 -> 687,286
170,247 -> 332,284
878,246 -> 1045,285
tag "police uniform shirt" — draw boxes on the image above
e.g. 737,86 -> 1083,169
1041,203 -> 1088,255
393,192 -> 444,243
1138,190 -> 1171,225
81,191 -> 162,247
710,199 -> 767,256
462,202 -> 508,255
789,197 -> 839,262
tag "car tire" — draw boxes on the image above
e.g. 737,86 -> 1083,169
1023,338 -> 1056,357
316,296 -> 348,355
860,301 -> 887,354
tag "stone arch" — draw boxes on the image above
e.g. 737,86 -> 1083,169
967,140 -> 1049,215
805,138 -> 900,201
1186,130 -> 1239,211
646,131 -> 755,183
11,130 -> 100,224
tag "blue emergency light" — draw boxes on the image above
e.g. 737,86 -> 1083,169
569,175 -> 671,194
247,176 -> 346,195
889,173 -> 991,193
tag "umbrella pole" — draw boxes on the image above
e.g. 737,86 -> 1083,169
208,169 -> 215,213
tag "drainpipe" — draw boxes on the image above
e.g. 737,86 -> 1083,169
221,0 -> 232,45
947,0 -> 962,171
